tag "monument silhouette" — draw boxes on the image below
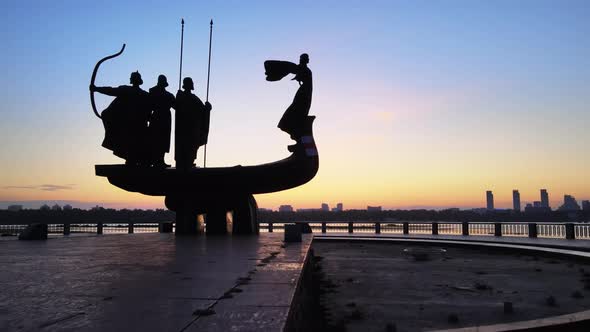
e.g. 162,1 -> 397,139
148,75 -> 175,168
175,77 -> 212,171
90,67 -> 151,166
92,41 -> 318,235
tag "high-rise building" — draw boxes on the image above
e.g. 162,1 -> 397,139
525,201 -> 551,214
486,191 -> 494,210
332,203 -> 344,212
367,206 -> 382,212
512,190 -> 521,212
321,203 -> 329,212
63,204 -> 73,211
278,205 -> 294,212
540,189 -> 549,209
583,200 -> 590,212
558,195 -> 581,211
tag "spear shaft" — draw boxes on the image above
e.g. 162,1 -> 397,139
204,19 -> 213,168
178,18 -> 184,90
206,19 -> 213,102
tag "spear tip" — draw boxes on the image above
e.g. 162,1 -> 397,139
181,18 -> 184,24
210,19 -> 213,25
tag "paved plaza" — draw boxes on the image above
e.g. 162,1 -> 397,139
0,233 -> 311,331
4,231 -> 590,331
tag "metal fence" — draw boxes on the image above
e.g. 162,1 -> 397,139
262,221 -> 590,240
2,221 -> 590,240
0,223 -> 164,237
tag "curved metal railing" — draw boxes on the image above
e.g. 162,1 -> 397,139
2,221 -> 590,240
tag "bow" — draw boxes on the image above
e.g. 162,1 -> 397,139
90,44 -> 126,119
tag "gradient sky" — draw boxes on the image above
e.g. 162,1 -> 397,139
0,0 -> 589,210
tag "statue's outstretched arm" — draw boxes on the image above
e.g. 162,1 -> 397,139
93,86 -> 120,97
264,61 -> 298,81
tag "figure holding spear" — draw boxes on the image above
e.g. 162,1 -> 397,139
174,19 -> 213,171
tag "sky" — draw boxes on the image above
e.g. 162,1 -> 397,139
0,0 -> 589,210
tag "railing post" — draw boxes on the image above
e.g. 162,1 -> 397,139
566,223 -> 575,240
462,222 -> 469,236
321,222 -> 327,233
375,222 -> 381,234
128,223 -> 134,234
63,223 -> 70,235
403,222 -> 409,235
528,223 -> 537,238
348,222 -> 354,234
97,223 -> 103,234
494,223 -> 502,237
159,222 -> 172,233
268,222 -> 273,233
432,222 -> 439,235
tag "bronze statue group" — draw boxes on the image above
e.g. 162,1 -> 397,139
90,73 -> 211,170
90,52 -> 312,170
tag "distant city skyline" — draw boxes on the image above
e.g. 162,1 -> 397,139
4,186 -> 590,212
4,195 -> 590,213
4,192 -> 590,211
485,188 -> 589,212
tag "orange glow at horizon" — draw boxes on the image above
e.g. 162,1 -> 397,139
1,2 -> 589,211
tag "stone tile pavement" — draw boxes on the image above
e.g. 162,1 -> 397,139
0,233 -> 311,332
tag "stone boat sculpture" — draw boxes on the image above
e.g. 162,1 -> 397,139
93,46 -> 318,235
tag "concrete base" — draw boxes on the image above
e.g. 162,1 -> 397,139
18,223 -> 48,240
205,210 -> 229,235
176,210 -> 202,235
165,194 -> 259,235
284,224 -> 302,242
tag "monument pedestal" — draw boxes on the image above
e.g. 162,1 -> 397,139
205,209 -> 229,235
166,196 -> 202,235
165,194 -> 259,235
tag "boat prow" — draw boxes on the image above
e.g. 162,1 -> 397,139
96,116 -> 318,197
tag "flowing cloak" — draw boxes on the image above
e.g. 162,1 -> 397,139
100,85 -> 151,161
174,90 -> 211,164
148,86 -> 175,154
264,61 -> 313,138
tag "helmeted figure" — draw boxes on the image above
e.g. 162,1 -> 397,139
175,77 -> 212,170
148,75 -> 175,168
264,53 -> 312,139
91,71 -> 151,165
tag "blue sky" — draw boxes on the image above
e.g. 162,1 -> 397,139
0,1 -> 589,209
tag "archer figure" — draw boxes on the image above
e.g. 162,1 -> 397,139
90,71 -> 151,165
